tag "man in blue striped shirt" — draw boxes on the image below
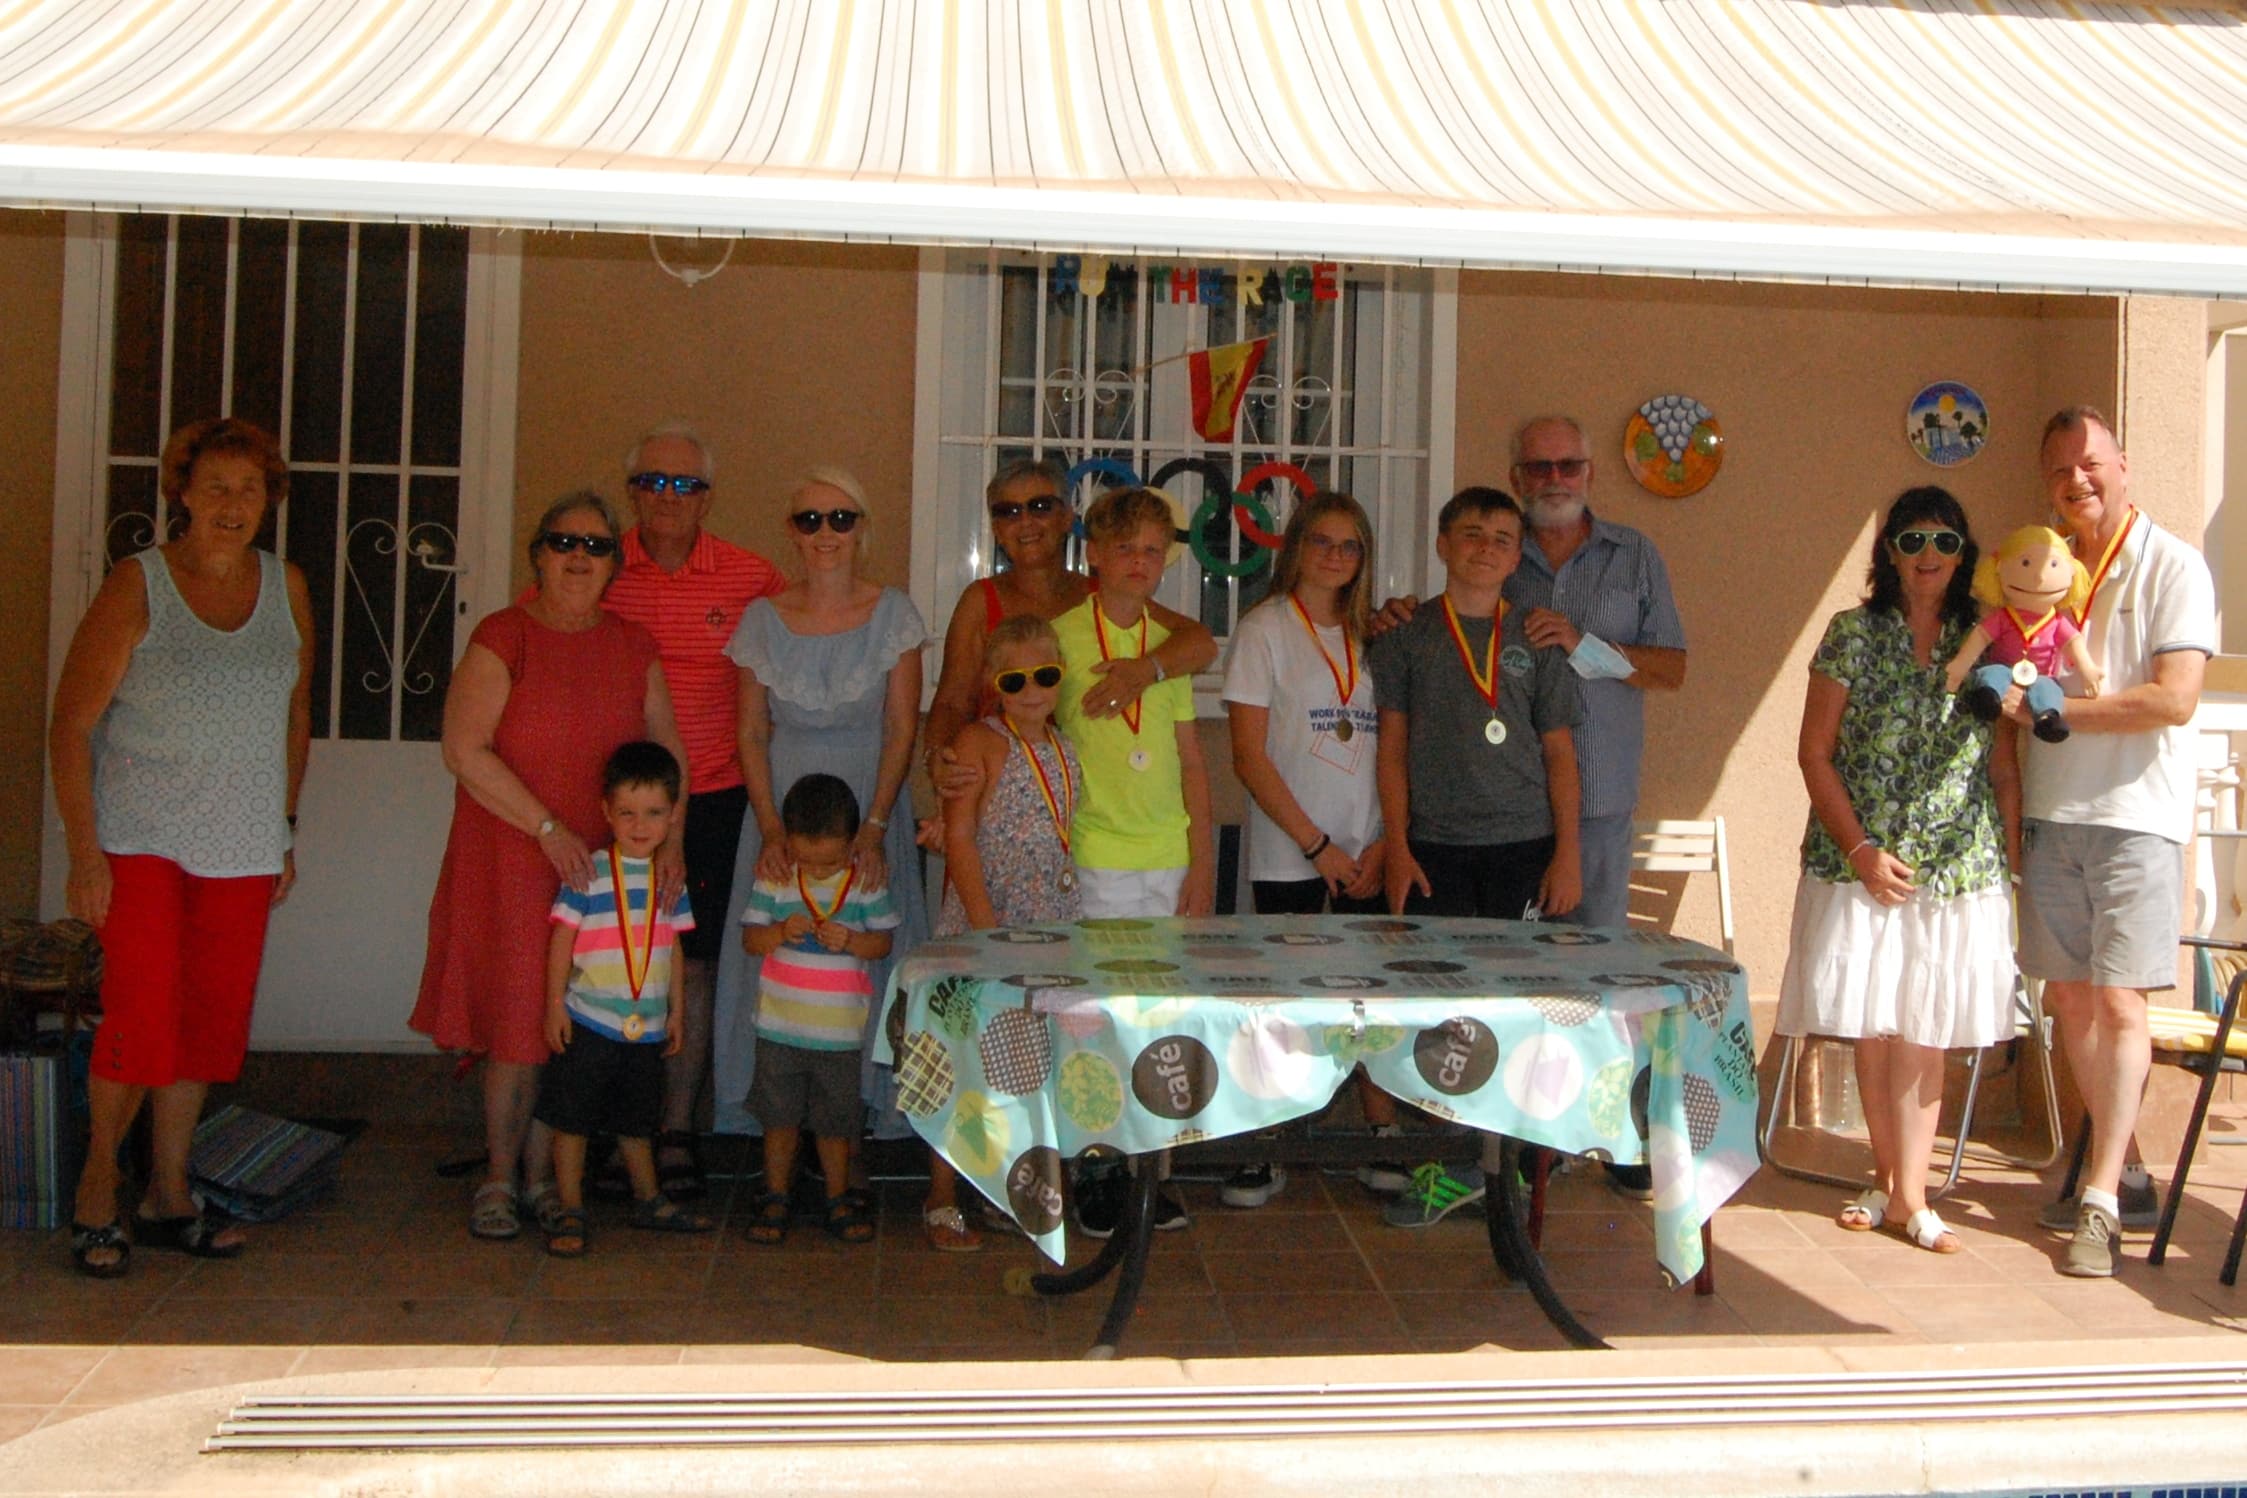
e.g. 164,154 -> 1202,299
1506,415 -> 1688,1203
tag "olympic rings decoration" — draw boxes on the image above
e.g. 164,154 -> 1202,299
1049,457 -> 1319,578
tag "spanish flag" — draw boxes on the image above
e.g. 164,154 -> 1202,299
1187,337 -> 1269,443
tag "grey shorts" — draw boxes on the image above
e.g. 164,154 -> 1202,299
2016,819 -> 2183,992
747,1039 -> 863,1137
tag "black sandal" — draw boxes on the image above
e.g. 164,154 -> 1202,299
70,1221 -> 130,1279
544,1206 -> 589,1259
744,1190 -> 791,1246
823,1192 -> 875,1244
133,1203 -> 243,1259
630,1195 -> 715,1234
654,1130 -> 707,1201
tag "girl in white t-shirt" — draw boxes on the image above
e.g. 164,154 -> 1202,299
1219,490 -> 1397,1207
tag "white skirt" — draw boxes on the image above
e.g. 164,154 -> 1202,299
1774,874 -> 2016,1050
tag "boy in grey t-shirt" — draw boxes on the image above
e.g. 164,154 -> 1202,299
1371,487 -> 1584,920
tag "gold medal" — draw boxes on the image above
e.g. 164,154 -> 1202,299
1485,717 -> 1507,745
2010,658 -> 2039,687
1060,868 -> 1077,893
1289,593 -> 1361,746
621,1013 -> 646,1042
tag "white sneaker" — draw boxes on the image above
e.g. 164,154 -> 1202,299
1221,1164 -> 1285,1209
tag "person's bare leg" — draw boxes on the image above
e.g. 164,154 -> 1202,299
483,1060 -> 538,1186
1357,1073 -> 1399,1128
658,957 -> 713,1173
72,1076 -> 145,1267
926,1150 -> 960,1211
2055,981 -> 2152,1201
1854,1037 -> 1899,1201
1883,1042 -> 1949,1220
143,1080 -> 245,1250
763,1127 -> 801,1200
617,1136 -> 659,1201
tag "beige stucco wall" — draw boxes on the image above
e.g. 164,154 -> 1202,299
0,213 -> 62,919
510,233 -> 920,594
1451,272 -> 2120,989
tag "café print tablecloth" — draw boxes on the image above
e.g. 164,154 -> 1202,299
879,914 -> 1759,1285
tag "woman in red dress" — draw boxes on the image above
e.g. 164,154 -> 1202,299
411,492 -> 689,1241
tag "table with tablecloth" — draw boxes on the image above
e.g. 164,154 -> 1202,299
880,914 -> 1758,1290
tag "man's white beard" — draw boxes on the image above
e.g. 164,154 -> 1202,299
1530,495 -> 1584,529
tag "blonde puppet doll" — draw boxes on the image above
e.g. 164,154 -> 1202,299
1943,524 -> 2103,742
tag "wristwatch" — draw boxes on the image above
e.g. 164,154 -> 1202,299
536,817 -> 557,838
1150,655 -> 1167,683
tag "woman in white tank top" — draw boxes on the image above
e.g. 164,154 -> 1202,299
49,418 -> 315,1279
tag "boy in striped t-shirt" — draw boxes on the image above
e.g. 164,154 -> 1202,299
740,774 -> 898,1245
535,741 -> 713,1256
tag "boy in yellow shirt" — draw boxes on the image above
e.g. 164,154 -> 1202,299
1051,486 -> 1216,1237
1052,487 -> 1216,919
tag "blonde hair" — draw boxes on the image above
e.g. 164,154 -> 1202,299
1258,490 -> 1375,644
796,465 -> 869,514
982,612 -> 1061,672
1972,524 -> 2090,613
1083,486 -> 1177,547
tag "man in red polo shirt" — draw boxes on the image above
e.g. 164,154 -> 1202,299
604,422 -> 785,1195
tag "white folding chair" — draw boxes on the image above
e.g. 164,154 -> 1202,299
1626,818 -> 1734,956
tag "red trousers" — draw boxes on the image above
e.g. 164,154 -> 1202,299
92,854 -> 276,1087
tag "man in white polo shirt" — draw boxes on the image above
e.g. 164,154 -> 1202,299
2011,406 -> 2215,1278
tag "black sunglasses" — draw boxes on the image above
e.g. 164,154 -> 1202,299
1892,528 -> 1964,557
989,495 -> 1062,523
992,664 -> 1065,695
539,531 -> 620,558
627,472 -> 711,497
790,508 -> 862,535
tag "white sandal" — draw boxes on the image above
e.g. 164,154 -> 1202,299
1837,1188 -> 1888,1232
1889,1207 -> 1962,1254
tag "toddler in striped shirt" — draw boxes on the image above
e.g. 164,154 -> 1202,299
535,740 -> 713,1256
740,774 -> 897,1245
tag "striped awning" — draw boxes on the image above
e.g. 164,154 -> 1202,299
3,0 -> 2246,295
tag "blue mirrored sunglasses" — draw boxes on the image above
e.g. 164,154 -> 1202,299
628,471 -> 711,497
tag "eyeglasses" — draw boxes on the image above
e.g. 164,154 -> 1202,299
989,495 -> 1061,523
789,508 -> 863,535
539,531 -> 620,558
1891,528 -> 1964,557
991,663 -> 1064,695
627,472 -> 711,497
1306,534 -> 1364,560
1515,458 -> 1590,481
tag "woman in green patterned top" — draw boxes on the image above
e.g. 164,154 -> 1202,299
1777,486 -> 2019,1256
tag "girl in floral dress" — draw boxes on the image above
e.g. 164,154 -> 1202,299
931,614 -> 1086,1246
1777,486 -> 2019,1256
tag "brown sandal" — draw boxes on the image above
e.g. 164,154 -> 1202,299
745,1190 -> 791,1246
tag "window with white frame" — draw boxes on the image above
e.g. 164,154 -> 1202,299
913,249 -> 1449,690
92,213 -> 473,742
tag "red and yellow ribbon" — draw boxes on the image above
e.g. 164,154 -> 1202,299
607,847 -> 661,1001
1441,595 -> 1508,715
1001,716 -> 1075,864
1289,593 -> 1358,714
798,864 -> 856,925
2073,505 -> 2135,626
1090,602 -> 1149,736
2004,605 -> 2061,652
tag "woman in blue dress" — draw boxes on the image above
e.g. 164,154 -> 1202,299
712,468 -> 928,1201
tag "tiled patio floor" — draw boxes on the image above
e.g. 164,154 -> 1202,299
3,1107 -> 2244,1447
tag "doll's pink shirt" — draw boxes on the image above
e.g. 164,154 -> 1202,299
1978,608 -> 2079,677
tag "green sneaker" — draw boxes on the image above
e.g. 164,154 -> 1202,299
1381,1163 -> 1486,1229
2060,1203 -> 2120,1278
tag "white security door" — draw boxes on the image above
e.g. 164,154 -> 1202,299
43,214 -> 519,1050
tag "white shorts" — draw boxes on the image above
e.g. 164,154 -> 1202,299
1074,865 -> 1187,919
